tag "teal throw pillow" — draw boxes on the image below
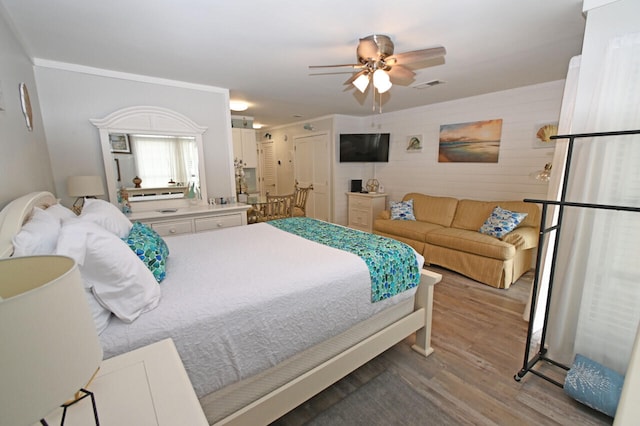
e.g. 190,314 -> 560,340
390,199 -> 416,221
123,222 -> 169,282
478,206 -> 527,238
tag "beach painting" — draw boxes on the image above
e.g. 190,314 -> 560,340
438,119 -> 502,163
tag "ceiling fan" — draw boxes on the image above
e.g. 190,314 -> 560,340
309,34 -> 446,102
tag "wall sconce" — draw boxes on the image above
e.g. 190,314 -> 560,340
532,163 -> 553,182
303,123 -> 315,131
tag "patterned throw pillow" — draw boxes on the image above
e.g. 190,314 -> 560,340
390,199 -> 416,221
123,222 -> 170,282
478,206 -> 528,238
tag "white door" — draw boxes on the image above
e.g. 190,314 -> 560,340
294,133 -> 330,221
258,141 -> 276,196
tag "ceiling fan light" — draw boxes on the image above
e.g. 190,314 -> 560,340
373,69 -> 392,93
353,74 -> 370,93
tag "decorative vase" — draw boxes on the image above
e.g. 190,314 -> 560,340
132,176 -> 142,188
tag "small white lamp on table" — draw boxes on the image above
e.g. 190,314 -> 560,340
67,175 -> 105,215
0,255 -> 103,425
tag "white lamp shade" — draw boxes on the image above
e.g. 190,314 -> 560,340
0,256 -> 103,425
353,73 -> 370,93
373,69 -> 392,93
67,175 -> 105,197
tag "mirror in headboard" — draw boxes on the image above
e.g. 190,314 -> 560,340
91,106 -> 208,211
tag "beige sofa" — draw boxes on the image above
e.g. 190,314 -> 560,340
373,193 -> 540,289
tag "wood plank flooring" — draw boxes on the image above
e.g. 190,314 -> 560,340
272,267 -> 613,425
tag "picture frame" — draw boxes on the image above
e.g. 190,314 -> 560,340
109,133 -> 131,153
406,135 -> 423,152
439,119 -> 502,163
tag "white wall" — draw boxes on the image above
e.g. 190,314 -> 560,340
0,11 -> 54,208
265,80 -> 564,226
33,65 -> 234,208
336,81 -> 564,225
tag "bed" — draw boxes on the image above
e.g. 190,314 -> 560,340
0,191 -> 442,425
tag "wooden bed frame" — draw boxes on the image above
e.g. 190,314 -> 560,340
0,191 -> 442,425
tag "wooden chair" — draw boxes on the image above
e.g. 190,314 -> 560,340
256,193 -> 295,222
292,182 -> 313,217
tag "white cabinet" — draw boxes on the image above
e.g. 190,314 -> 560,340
128,204 -> 250,236
40,339 -> 208,425
347,192 -> 388,233
232,128 -> 258,168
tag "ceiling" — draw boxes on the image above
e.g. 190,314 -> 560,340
1,0 -> 586,128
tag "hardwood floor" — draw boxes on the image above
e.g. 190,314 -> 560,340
273,267 -> 613,425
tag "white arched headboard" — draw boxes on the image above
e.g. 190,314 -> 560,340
0,192 -> 57,258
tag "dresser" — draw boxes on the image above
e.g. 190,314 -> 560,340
347,192 -> 388,233
128,203 -> 251,236
40,339 -> 208,425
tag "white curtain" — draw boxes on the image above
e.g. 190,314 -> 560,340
546,32 -> 640,374
131,135 -> 198,188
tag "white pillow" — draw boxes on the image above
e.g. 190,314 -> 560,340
80,198 -> 132,238
46,203 -> 77,221
56,220 -> 161,323
12,207 -> 61,256
84,288 -> 112,335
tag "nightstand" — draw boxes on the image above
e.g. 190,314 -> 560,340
347,192 -> 388,233
40,339 -> 208,425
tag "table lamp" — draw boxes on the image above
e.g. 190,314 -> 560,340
67,175 -> 105,215
0,255 -> 103,425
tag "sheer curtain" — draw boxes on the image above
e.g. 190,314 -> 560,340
546,32 -> 640,374
131,135 -> 198,188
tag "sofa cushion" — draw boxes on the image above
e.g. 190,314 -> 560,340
390,199 -> 416,220
479,206 -> 528,238
374,218 -> 444,243
425,227 -> 516,260
402,193 -> 459,227
451,199 -> 539,231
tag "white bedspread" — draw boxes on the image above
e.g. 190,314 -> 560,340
100,222 -> 421,397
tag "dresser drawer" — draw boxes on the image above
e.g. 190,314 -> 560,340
349,208 -> 371,228
350,197 -> 373,209
195,213 -> 243,232
151,220 -> 193,236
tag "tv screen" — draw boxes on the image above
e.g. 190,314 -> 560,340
339,133 -> 390,162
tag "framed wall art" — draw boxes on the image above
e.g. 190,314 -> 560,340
406,135 -> 423,152
109,133 -> 131,153
438,119 -> 502,163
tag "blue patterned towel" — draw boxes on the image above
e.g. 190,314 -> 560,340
268,217 -> 420,302
564,354 -> 624,417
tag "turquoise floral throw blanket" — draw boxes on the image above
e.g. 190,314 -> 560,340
268,217 -> 420,302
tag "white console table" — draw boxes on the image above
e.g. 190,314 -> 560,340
40,338 -> 208,425
128,203 -> 251,236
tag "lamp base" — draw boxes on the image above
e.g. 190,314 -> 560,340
71,197 -> 85,216
40,388 -> 99,426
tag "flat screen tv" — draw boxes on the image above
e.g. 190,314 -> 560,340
339,133 -> 390,162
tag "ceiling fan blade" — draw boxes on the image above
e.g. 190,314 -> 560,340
343,70 -> 367,86
357,38 -> 379,61
387,65 -> 416,85
309,63 -> 363,69
386,46 -> 446,66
